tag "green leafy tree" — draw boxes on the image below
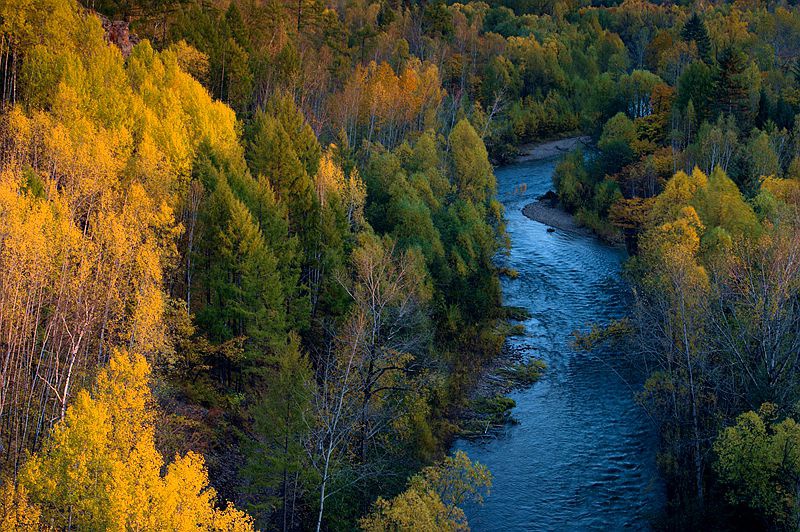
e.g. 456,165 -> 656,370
449,119 -> 496,206
715,405 -> 800,529
597,112 -> 638,175
553,148 -> 591,212
676,62 -> 714,124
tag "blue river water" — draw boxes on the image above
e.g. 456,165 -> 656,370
454,156 -> 664,530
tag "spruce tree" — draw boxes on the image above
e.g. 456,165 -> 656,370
193,160 -> 286,356
714,46 -> 753,130
264,92 -> 322,178
681,13 -> 712,64
244,334 -> 314,529
246,111 -> 315,236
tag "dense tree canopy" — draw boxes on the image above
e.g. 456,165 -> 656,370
3,0 -> 800,528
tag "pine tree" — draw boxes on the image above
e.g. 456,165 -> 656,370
676,61 -> 714,123
681,13 -> 712,64
221,198 -> 286,351
193,159 -> 286,362
714,46 -> 753,130
243,333 -> 315,529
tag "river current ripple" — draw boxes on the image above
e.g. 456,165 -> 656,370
454,156 -> 664,530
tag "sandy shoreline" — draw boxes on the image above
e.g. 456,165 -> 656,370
522,201 -> 594,236
515,135 -> 594,236
515,135 -> 591,162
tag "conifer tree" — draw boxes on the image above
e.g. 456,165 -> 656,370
193,158 -> 286,363
714,46 -> 753,130
246,110 -> 315,236
244,333 -> 315,529
681,13 -> 713,64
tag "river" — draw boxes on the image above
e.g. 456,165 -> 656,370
454,155 -> 664,530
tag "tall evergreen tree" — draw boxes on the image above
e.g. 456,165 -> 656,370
244,333 -> 315,530
193,157 -> 286,366
714,46 -> 753,130
264,92 -> 322,178
246,111 -> 314,230
681,13 -> 713,64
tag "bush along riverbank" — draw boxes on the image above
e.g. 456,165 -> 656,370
512,137 -> 625,245
455,304 -> 547,440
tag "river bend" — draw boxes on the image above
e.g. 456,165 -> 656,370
454,156 -> 664,530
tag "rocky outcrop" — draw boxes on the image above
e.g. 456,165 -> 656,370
537,190 -> 559,206
98,15 -> 139,58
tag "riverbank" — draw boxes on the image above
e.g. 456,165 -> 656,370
522,201 -> 595,237
515,136 -> 625,242
455,144 -> 662,530
515,135 -> 591,162
457,328 -> 545,440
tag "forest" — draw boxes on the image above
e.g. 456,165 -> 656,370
0,0 -> 799,528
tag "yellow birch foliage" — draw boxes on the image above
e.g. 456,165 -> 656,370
0,482 -> 40,531
0,0 -> 242,469
761,176 -> 800,208
360,487 -> 458,532
17,349 -> 254,531
331,59 -> 443,147
316,149 -> 366,226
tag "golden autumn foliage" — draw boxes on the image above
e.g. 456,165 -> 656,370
648,167 -> 759,247
646,205 -> 710,294
360,451 -> 491,532
315,148 -> 366,227
0,483 -> 40,531
361,487 -> 459,532
650,167 -> 708,224
13,349 -> 254,531
608,197 -> 656,231
761,175 -> 800,208
1,0 -> 535,528
0,0 -> 242,470
331,59 -> 444,148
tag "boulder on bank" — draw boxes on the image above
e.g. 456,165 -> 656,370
538,190 -> 559,206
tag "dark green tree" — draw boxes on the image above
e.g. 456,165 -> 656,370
676,61 -> 714,123
244,333 -> 315,530
681,13 -> 713,64
714,46 -> 754,130
246,110 -> 316,236
192,150 -> 286,370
